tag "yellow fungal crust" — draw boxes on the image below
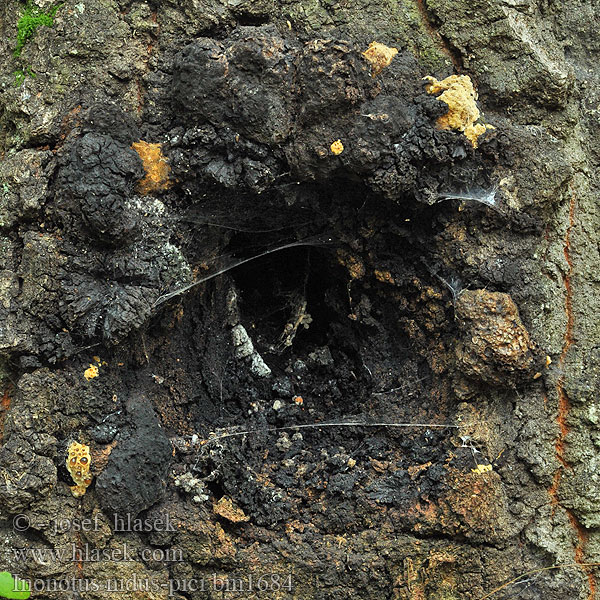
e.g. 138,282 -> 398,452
132,140 -> 172,195
424,75 -> 494,148
471,463 -> 493,474
84,364 -> 99,380
374,270 -> 395,284
84,356 -> 105,380
362,42 -> 398,77
337,249 -> 365,280
66,441 -> 93,497
330,139 -> 344,155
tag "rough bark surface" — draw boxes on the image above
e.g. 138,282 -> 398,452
0,0 -> 599,599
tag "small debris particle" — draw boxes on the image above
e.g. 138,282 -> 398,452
408,461 -> 432,479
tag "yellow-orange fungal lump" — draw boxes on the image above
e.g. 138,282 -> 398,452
424,75 -> 494,148
362,42 -> 398,77
330,139 -> 344,155
84,364 -> 99,380
132,140 -> 172,195
84,356 -> 105,380
66,441 -> 93,497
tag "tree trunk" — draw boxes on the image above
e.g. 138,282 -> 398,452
1,0 -> 599,598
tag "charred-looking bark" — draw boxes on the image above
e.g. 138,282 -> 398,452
0,1 -> 599,599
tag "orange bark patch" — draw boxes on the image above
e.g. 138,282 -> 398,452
547,189 -> 596,599
91,440 -> 117,475
132,140 -> 172,195
0,388 -> 11,445
0,389 -> 10,413
59,104 -> 82,143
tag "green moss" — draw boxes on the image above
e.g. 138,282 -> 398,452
14,1 -> 62,57
0,571 -> 30,599
13,66 -> 36,87
394,0 -> 450,72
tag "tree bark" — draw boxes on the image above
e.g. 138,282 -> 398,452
0,1 -> 599,599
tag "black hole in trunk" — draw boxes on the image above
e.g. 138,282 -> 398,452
206,480 -> 225,500
228,235 -> 341,353
234,13 -> 270,26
